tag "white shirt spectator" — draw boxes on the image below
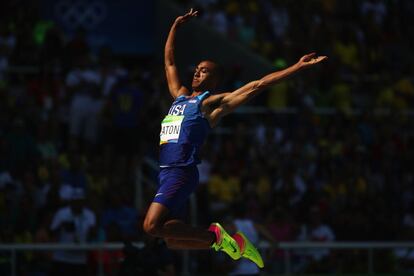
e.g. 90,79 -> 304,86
297,224 -> 335,261
198,159 -> 212,184
66,68 -> 103,143
66,69 -> 101,88
50,206 -> 96,264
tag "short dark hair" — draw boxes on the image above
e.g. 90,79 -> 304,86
200,59 -> 223,84
202,59 -> 222,75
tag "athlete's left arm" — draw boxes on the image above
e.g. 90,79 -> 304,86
205,53 -> 327,125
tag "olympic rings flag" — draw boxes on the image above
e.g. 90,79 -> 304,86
54,0 -> 108,30
41,0 -> 154,55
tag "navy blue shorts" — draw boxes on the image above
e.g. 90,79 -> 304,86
153,165 -> 199,218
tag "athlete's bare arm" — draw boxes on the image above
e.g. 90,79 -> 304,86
203,53 -> 327,126
165,9 -> 198,99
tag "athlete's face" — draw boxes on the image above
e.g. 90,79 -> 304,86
192,61 -> 218,92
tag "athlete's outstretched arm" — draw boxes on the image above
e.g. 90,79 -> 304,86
165,8 -> 198,99
206,53 -> 327,124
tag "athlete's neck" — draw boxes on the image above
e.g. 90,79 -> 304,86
191,91 -> 203,97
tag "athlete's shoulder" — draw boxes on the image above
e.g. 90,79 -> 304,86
202,91 -> 229,105
197,91 -> 211,100
175,95 -> 187,102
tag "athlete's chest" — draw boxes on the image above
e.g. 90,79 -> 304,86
167,98 -> 200,116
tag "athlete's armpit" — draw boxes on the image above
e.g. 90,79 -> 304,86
201,93 -> 230,127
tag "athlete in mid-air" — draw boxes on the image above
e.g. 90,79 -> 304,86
143,9 -> 327,268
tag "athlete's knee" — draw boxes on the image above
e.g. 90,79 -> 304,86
143,202 -> 170,237
143,219 -> 162,237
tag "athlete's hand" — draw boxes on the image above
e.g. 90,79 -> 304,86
174,8 -> 198,26
297,53 -> 328,69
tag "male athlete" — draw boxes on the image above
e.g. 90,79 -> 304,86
143,9 -> 327,268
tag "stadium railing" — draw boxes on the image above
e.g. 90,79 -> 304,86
2,242 -> 414,275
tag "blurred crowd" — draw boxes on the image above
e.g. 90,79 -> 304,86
179,0 -> 414,111
196,109 -> 414,274
0,0 -> 414,275
0,2 -> 172,275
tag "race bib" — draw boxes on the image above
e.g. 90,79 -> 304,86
160,115 -> 184,144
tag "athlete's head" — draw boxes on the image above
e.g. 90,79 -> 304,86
191,60 -> 221,92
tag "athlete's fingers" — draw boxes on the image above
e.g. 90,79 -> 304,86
182,9 -> 198,21
188,10 -> 198,17
188,8 -> 198,16
313,56 -> 328,63
303,52 -> 316,61
181,9 -> 191,19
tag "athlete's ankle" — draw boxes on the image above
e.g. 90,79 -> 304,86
208,223 -> 220,245
207,230 -> 216,246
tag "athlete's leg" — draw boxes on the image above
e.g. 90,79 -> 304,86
143,203 -> 243,260
144,166 -> 241,257
143,202 -> 215,246
164,238 -> 212,250
163,220 -> 215,249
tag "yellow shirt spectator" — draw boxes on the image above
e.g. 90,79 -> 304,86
208,173 -> 241,203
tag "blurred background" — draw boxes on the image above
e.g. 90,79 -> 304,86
0,0 -> 414,275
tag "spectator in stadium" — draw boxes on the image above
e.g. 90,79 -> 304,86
101,192 -> 139,241
296,206 -> 335,272
50,189 -> 96,276
59,151 -> 88,201
266,206 -> 297,274
65,54 -> 103,150
227,204 -> 276,276
89,223 -> 124,276
274,165 -> 307,207
119,237 -> 176,276
106,71 -> 143,159
1,0 -> 414,274
207,164 -> 241,215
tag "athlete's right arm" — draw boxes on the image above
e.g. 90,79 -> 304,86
165,9 -> 198,99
